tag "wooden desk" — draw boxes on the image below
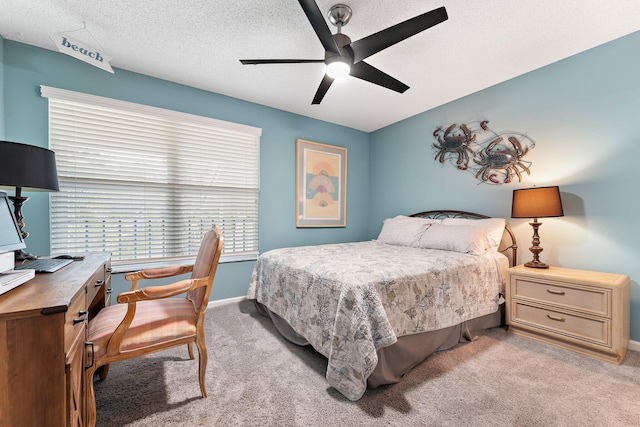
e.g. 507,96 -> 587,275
0,253 -> 111,427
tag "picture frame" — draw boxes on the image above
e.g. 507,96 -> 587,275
296,139 -> 347,227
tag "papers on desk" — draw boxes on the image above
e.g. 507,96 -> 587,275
0,269 -> 35,296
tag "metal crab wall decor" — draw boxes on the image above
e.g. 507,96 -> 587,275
433,123 -> 477,169
432,120 -> 535,184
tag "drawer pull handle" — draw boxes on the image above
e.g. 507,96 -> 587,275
547,314 -> 566,322
95,280 -> 104,287
73,310 -> 88,324
85,341 -> 94,370
547,289 -> 565,296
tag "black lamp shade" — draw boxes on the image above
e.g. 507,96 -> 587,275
512,186 -> 563,219
0,140 -> 59,191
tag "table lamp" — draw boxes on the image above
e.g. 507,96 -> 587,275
511,186 -> 564,269
0,140 -> 60,261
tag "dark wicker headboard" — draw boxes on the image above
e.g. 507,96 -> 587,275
409,210 -> 517,267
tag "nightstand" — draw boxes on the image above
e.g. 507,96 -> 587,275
506,265 -> 630,364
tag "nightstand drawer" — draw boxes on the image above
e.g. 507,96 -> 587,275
512,277 -> 610,316
511,301 -> 609,346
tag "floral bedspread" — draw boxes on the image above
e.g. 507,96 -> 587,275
247,240 -> 503,401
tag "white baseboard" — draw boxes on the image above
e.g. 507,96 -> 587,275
628,339 -> 640,352
208,295 -> 246,308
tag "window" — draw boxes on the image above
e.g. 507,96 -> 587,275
41,86 -> 260,269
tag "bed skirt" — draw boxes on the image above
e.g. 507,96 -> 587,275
254,301 -> 503,389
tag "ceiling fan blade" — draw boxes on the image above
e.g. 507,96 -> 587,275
298,0 -> 341,54
240,59 -> 324,65
349,6 -> 448,63
312,74 -> 334,104
350,61 -> 409,93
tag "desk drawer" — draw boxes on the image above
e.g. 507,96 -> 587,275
512,277 -> 610,316
511,301 -> 610,346
86,265 -> 107,308
64,289 -> 87,351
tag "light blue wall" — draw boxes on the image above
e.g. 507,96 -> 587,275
1,40 -> 370,301
369,30 -> 640,341
3,30 -> 640,341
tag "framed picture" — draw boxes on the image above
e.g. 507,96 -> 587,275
296,139 -> 347,227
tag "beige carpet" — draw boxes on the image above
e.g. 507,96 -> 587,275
94,299 -> 640,426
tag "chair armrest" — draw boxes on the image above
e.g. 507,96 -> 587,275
125,265 -> 194,281
117,277 -> 208,303
124,265 -> 194,291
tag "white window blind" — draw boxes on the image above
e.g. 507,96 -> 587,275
41,86 -> 261,268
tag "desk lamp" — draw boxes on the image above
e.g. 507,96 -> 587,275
511,186 -> 564,269
0,140 -> 60,261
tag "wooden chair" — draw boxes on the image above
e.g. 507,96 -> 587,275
86,226 -> 224,426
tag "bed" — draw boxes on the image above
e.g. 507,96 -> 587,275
247,210 -> 517,401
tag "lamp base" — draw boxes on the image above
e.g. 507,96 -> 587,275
524,219 -> 550,269
14,249 -> 37,262
524,259 -> 549,269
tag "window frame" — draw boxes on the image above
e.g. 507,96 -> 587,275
41,86 -> 261,272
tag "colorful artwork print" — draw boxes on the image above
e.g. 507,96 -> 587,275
296,139 -> 347,227
306,150 -> 339,216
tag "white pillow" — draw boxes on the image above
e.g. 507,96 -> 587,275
418,223 -> 487,255
377,215 -> 441,247
441,217 -> 505,252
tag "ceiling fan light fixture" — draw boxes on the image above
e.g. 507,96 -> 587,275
325,57 -> 351,80
240,3 -> 448,104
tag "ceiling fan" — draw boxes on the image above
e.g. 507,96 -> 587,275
240,1 -> 448,104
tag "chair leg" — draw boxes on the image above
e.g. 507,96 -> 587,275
195,336 -> 208,398
97,364 -> 110,381
86,364 -> 99,427
187,342 -> 194,360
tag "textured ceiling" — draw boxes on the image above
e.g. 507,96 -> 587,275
1,1 -> 640,132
